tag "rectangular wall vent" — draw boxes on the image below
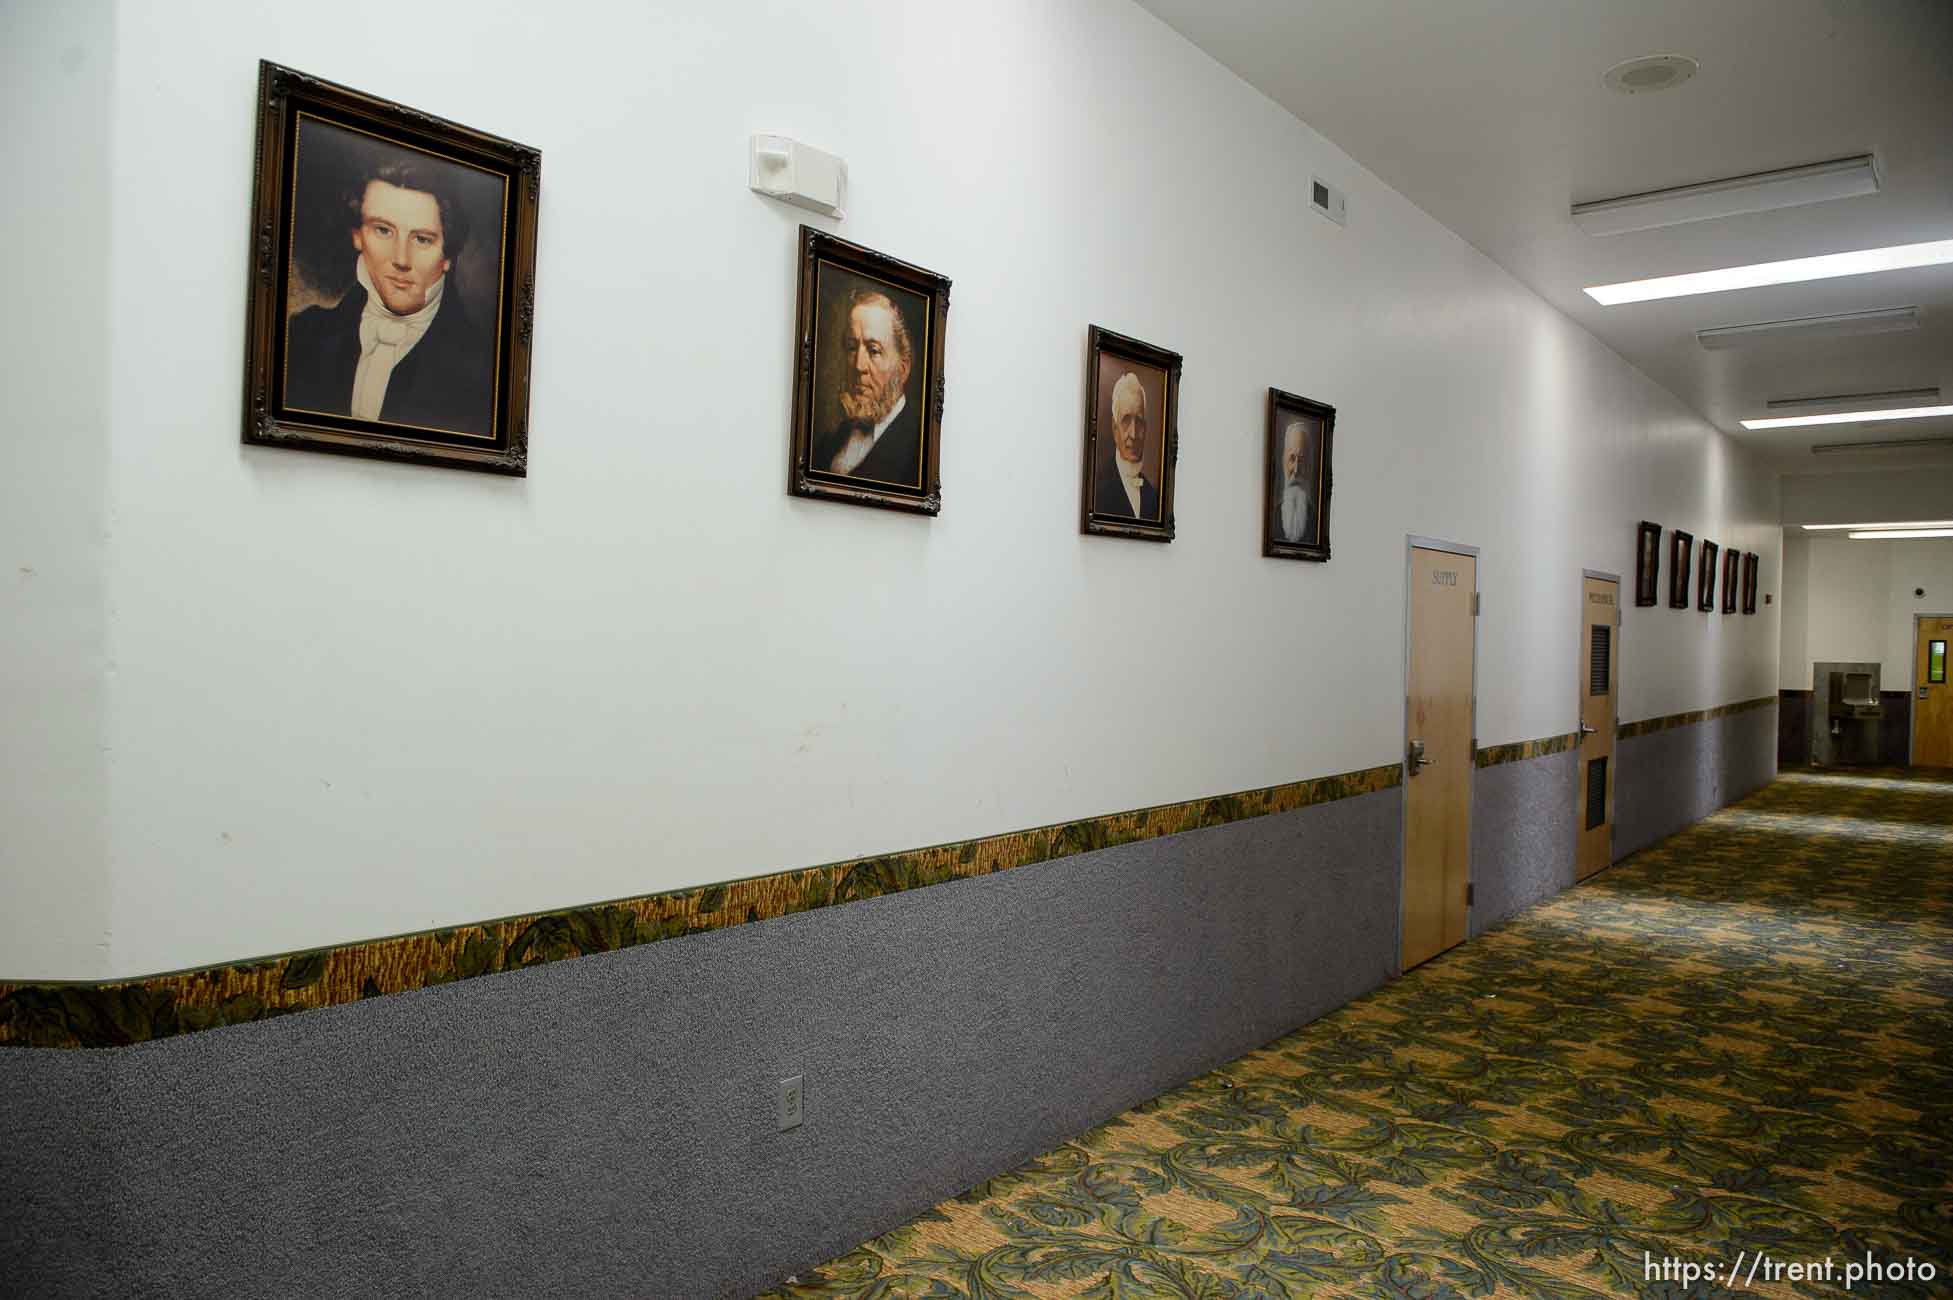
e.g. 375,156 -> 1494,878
1586,758 -> 1608,830
1310,175 -> 1347,226
1590,624 -> 1611,696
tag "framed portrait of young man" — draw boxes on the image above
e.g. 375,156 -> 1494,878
1668,530 -> 1694,609
788,227 -> 950,515
1263,389 -> 1335,562
1635,521 -> 1661,607
242,61 -> 540,476
1081,326 -> 1180,542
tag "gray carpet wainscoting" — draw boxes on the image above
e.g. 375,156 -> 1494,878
3,791 -> 1403,1300
1613,704 -> 1779,861
1470,748 -> 1579,937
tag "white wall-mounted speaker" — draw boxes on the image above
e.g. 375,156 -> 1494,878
749,134 -> 847,220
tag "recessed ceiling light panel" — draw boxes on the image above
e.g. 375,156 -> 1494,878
1586,240 -> 1953,305
1573,156 -> 1879,237
1847,529 -> 1953,540
1744,405 -> 1953,430
1602,54 -> 1698,95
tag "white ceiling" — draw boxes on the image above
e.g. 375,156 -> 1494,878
1136,0 -> 1953,477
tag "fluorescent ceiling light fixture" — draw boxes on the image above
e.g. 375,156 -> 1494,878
1767,386 -> 1937,411
1847,529 -> 1953,539
1585,239 -> 1953,305
1810,437 -> 1953,455
1742,404 -> 1953,430
1802,520 -> 1953,531
1573,155 -> 1879,237
1697,307 -> 1921,350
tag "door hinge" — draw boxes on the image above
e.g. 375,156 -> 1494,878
1466,882 -> 1474,906
1472,592 -> 1481,616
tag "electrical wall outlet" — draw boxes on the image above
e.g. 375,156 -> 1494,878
778,1075 -> 804,1131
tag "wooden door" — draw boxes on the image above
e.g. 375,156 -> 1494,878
1576,577 -> 1619,880
1917,616 -> 1953,766
1403,546 -> 1475,970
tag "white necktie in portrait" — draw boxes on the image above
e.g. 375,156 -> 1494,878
349,257 -> 445,423
1117,456 -> 1147,515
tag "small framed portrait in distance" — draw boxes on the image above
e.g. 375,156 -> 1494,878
1698,540 -> 1719,611
243,61 -> 540,475
1742,551 -> 1760,614
1081,326 -> 1181,542
1635,521 -> 1661,607
1721,545 -> 1740,613
1263,389 -> 1335,561
1669,530 -> 1694,609
789,226 -> 949,515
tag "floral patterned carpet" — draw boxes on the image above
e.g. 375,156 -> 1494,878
761,769 -> 1953,1299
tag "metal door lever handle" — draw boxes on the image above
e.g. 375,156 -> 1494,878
1408,740 -> 1435,771
1580,723 -> 1598,735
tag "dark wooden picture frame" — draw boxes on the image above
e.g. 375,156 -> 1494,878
1742,551 -> 1759,614
243,61 -> 540,476
1263,389 -> 1335,561
788,226 -> 949,515
1081,326 -> 1181,542
1635,521 -> 1661,607
1698,540 -> 1719,612
1669,530 -> 1694,609
1721,545 -> 1740,614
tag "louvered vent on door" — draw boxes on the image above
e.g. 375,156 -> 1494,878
1589,624 -> 1611,696
1586,757 -> 1608,830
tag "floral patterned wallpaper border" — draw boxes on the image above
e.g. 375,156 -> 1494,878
1,762 -> 1402,1049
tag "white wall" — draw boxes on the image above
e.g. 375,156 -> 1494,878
4,0 -> 1778,979
1,0 -> 116,978
1778,532 -> 1953,689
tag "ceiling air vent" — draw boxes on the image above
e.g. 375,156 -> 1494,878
1697,306 -> 1919,351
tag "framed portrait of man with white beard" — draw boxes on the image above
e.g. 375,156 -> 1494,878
788,227 -> 950,515
1262,387 -> 1335,562
1080,326 -> 1181,542
242,62 -> 540,476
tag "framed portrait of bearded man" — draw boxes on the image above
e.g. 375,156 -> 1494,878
788,227 -> 950,514
242,61 -> 540,475
1262,387 -> 1335,562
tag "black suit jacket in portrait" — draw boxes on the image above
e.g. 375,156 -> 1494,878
811,398 -> 923,488
283,282 -> 495,438
1094,455 -> 1159,521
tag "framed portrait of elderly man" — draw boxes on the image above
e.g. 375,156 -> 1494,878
1668,530 -> 1694,610
1635,522 -> 1661,607
1080,326 -> 1181,541
241,61 -> 540,475
788,227 -> 950,514
1262,388 -> 1336,561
